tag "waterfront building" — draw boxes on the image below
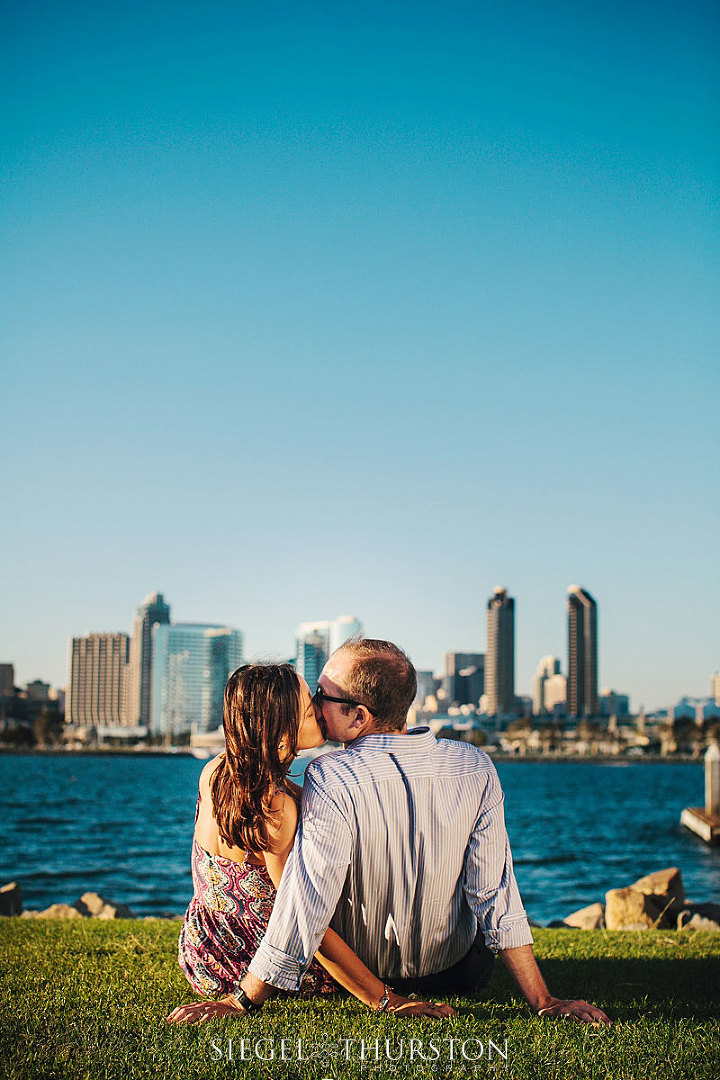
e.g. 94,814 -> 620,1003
151,622 -> 244,738
697,700 -> 720,728
67,633 -> 130,728
25,680 -> 51,702
201,627 -> 245,731
713,673 -> 720,707
295,615 -> 363,687
126,592 -> 171,728
442,652 -> 484,707
485,587 -> 515,717
532,656 -> 562,715
567,586 -> 598,718
415,670 -> 438,707
599,688 -> 631,719
0,664 -> 15,697
330,615 -> 363,653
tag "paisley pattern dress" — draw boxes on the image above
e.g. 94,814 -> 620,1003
178,834 -> 338,999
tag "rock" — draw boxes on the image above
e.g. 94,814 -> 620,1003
20,910 -> 40,918
563,902 -> 606,930
631,867 -> 685,908
74,892 -> 135,919
37,903 -> 84,919
677,903 -> 720,932
605,888 -> 671,930
605,867 -> 685,931
0,882 -> 23,916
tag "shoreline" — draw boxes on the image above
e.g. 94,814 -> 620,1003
0,745 -> 703,764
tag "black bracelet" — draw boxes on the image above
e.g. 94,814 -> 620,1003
234,989 -> 264,1014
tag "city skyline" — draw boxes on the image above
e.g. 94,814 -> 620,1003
2,1 -> 718,711
4,583 -> 717,716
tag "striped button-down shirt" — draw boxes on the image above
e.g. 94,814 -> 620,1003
248,727 -> 532,991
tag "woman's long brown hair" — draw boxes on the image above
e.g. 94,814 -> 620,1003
210,663 -> 302,852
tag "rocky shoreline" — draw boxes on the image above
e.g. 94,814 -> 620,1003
0,882 -> 182,920
544,867 -> 720,931
2,866 -> 718,930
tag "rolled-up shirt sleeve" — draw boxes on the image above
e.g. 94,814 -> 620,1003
462,766 -> 533,954
248,768 -> 353,990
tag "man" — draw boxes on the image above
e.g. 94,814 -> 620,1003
172,640 -> 610,1024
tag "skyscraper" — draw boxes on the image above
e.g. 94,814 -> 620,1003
201,627 -> 245,731
151,623 -> 244,738
126,592 -> 171,727
532,656 -> 563,715
712,673 -> 720,708
567,586 -> 598,718
67,633 -> 130,728
485,587 -> 515,717
0,663 -> 14,698
295,615 -> 363,687
330,615 -> 363,653
443,652 -> 485,707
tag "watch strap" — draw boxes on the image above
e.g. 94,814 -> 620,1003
234,988 -> 263,1014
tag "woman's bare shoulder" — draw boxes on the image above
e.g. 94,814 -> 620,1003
265,788 -> 299,853
198,754 -> 224,792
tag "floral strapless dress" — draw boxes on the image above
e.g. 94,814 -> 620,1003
178,838 -> 338,998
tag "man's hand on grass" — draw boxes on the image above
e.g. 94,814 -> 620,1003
166,995 -> 243,1024
537,998 -> 612,1026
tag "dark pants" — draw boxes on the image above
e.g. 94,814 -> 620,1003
389,931 -> 495,996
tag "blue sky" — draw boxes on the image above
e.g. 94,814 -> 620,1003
2,0 -> 718,709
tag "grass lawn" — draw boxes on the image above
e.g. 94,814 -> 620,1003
1,920 -> 719,1080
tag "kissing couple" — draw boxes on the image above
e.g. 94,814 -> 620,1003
167,638 -> 610,1025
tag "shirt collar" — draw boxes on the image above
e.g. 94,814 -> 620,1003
347,726 -> 436,754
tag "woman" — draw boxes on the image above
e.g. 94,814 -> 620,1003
167,663 -> 451,1022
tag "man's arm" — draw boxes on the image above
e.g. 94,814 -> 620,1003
463,762 -> 610,1026
500,945 -> 611,1025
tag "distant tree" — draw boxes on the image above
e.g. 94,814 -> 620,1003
32,707 -> 64,747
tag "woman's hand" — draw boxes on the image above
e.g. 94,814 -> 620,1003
386,989 -> 457,1019
166,994 -> 245,1024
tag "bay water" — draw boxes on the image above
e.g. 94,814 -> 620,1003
1,752 -> 717,924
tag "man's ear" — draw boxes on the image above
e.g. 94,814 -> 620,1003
347,707 -> 369,734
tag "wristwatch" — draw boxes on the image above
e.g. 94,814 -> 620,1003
233,988 -> 264,1014
374,985 -> 392,1013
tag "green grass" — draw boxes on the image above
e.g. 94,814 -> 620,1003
1,920 -> 719,1080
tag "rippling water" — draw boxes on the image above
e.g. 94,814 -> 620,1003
1,753 -> 717,923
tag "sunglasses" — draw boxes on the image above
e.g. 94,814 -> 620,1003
313,685 -> 375,715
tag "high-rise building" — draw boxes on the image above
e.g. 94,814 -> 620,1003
0,663 -> 14,698
330,615 -> 363,653
544,674 -> 568,715
415,670 -> 438,707
295,615 -> 363,687
443,652 -> 485,707
202,627 -> 245,731
151,623 -> 244,738
712,673 -> 720,708
567,586 -> 598,718
67,633 -> 130,727
126,592 -> 171,727
485,587 -> 515,717
532,656 -> 562,715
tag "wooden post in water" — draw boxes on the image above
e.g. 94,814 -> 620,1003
681,742 -> 720,845
706,742 -> 720,817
